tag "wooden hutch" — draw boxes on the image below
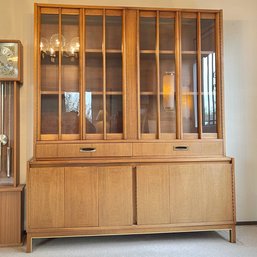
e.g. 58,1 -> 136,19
26,3 -> 236,252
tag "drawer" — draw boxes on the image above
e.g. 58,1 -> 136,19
58,143 -> 132,158
133,141 -> 224,157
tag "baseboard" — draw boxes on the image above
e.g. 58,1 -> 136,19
236,221 -> 257,225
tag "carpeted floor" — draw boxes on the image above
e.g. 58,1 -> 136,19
1,226 -> 257,257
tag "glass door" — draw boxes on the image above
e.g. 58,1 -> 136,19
139,11 -> 176,139
85,9 -> 124,140
39,8 -> 81,140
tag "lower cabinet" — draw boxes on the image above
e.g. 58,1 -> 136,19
27,160 -> 235,252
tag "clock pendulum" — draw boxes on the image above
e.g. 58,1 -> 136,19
0,82 -> 8,173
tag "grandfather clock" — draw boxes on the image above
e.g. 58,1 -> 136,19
0,40 -> 24,246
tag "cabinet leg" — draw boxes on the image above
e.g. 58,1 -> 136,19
26,233 -> 32,253
229,226 -> 236,243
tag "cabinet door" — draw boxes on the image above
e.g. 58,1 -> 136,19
137,165 -> 170,225
29,168 -> 64,229
170,164 -> 204,223
170,163 -> 233,224
98,166 -> 133,226
65,167 -> 98,227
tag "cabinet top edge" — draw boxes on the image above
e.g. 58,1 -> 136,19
29,156 -> 233,166
35,139 -> 224,144
34,3 -> 223,13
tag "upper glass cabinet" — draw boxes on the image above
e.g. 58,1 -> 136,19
36,7 -> 221,141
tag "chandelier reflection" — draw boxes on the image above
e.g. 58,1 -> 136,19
40,35 -> 79,63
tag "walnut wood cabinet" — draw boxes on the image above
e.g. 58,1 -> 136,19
27,3 -> 236,252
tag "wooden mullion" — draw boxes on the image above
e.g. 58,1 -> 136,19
175,11 -> 182,139
103,9 -> 107,140
122,9 -> 127,140
156,11 -> 161,139
58,8 -> 62,139
197,12 -> 203,139
137,10 -> 141,139
36,6 -> 41,142
216,12 -> 222,139
81,9 -> 86,140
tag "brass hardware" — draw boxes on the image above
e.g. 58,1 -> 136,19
80,147 -> 96,153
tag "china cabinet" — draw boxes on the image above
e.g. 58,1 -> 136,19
0,40 -> 24,246
27,4 -> 236,252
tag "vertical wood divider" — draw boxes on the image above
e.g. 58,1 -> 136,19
175,11 -> 182,139
136,10 -> 141,139
35,5 -> 41,143
81,9 -> 85,140
132,166 -> 137,225
103,9 -> 107,139
156,11 -> 161,139
216,12 -> 222,139
197,12 -> 203,139
58,8 -> 62,139
122,9 -> 127,140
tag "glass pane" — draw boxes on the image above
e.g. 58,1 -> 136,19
160,96 -> 176,133
182,55 -> 198,133
202,53 -> 216,133
61,93 -> 79,134
201,19 -> 215,52
159,17 -> 175,51
86,52 -> 103,92
40,14 -> 59,91
140,17 -> 156,50
140,53 -> 157,92
62,15 -> 80,92
41,95 -> 58,134
106,53 -> 122,92
140,95 -> 157,134
160,54 -> 175,93
106,16 -> 122,50
85,93 -> 103,134
106,95 -> 123,133
181,18 -> 197,51
86,15 -> 103,50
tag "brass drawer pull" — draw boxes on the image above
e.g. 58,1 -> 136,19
173,146 -> 189,151
80,147 -> 96,153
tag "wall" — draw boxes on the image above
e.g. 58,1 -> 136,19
0,0 -> 256,221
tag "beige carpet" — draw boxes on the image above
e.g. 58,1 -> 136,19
1,226 -> 257,257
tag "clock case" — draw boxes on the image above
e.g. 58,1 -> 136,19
0,40 -> 24,247
0,40 -> 23,83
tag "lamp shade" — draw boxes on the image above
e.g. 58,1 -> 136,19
163,72 -> 175,111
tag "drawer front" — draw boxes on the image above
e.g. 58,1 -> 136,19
58,143 -> 132,158
36,144 -> 58,158
133,141 -> 224,157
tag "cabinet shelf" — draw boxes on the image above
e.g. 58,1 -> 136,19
182,51 -> 197,55
86,49 -> 122,53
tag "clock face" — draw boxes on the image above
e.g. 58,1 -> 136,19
0,42 -> 19,79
